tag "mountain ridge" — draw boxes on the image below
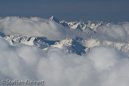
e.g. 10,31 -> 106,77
1,16 -> 129,55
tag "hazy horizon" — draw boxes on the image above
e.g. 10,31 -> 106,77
0,0 -> 129,23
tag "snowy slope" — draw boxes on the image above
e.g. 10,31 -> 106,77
1,16 -> 129,55
1,16 -> 129,86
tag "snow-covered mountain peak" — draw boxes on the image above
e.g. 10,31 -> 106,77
1,16 -> 129,55
49,16 -> 59,23
52,38 -> 86,55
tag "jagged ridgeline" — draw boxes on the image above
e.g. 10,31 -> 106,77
1,16 -> 129,86
0,16 -> 129,55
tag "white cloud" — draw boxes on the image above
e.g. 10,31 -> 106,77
95,23 -> 128,42
1,16 -> 129,86
0,36 -> 129,86
1,17 -> 129,43
0,17 -> 66,40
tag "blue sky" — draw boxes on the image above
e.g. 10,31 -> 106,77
0,0 -> 129,22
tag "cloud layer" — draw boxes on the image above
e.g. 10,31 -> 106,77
0,17 -> 129,42
0,36 -> 129,86
0,17 -> 129,86
0,17 -> 67,40
95,23 -> 129,42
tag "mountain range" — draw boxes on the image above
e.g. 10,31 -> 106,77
1,16 -> 129,55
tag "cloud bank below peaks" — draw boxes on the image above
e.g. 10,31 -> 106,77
0,16 -> 129,86
95,23 -> 129,42
0,17 -> 67,40
0,16 -> 129,42
0,36 -> 129,86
